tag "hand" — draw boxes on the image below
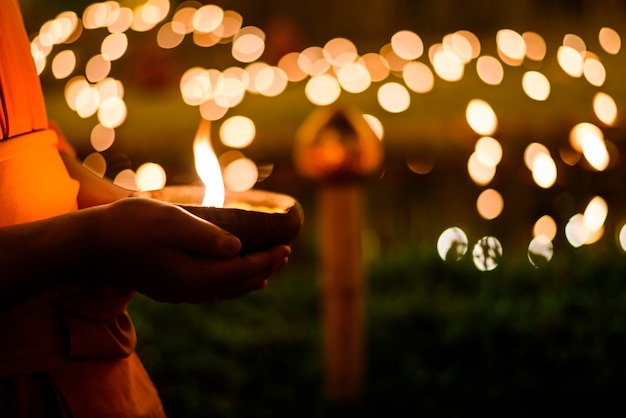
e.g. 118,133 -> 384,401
90,197 -> 291,303
0,197 -> 290,307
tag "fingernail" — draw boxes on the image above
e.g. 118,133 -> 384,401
223,233 -> 242,255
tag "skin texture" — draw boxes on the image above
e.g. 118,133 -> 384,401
0,151 -> 291,308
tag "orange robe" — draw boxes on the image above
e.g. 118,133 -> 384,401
0,1 -> 166,416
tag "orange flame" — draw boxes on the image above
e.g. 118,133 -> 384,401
193,118 -> 225,207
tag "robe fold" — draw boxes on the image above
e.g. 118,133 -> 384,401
0,1 -> 166,416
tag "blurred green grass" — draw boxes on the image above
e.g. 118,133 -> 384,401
128,243 -> 626,418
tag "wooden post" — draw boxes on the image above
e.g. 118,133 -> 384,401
318,181 -> 365,400
294,104 -> 383,404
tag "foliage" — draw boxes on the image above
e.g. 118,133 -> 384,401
129,246 -> 626,417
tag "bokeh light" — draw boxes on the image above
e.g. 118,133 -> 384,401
337,61 -> 372,93
192,4 -> 224,33
85,54 -> 111,83
496,29 -> 525,65
381,43 -> 409,73
455,30 -> 481,59
101,33 -> 128,61
430,44 -> 464,82
443,31 -> 476,63
98,96 -> 127,128
522,71 -> 550,101
82,152 -> 107,177
472,236 -> 502,271
219,115 -> 256,148
406,155 -> 435,175
593,92 -> 618,126
220,10 -> 244,39
74,84 -> 100,118
557,45 -> 584,77
30,0 -> 626,267
90,124 -> 115,152
377,82 -> 410,113
531,152 -> 557,189
157,22 -> 185,49
305,74 -> 341,106
131,1 -> 167,32
361,53 -> 390,82
254,66 -> 288,97
180,67 -> 212,105
402,61 -> 434,93
583,55 -> 606,87
524,142 -> 557,189
51,50 -> 76,79
565,197 -> 607,248
476,188 -> 504,220
563,33 -> 586,52
581,130 -> 610,171
522,31 -> 547,61
599,27 -> 621,54
528,235 -> 553,268
113,168 -> 138,190
534,215 -> 557,241
476,55 -> 503,86
232,26 -> 265,63
363,114 -> 384,140
136,162 -> 167,191
569,122 -> 603,153
199,99 -> 228,121
171,6 -> 196,35
583,196 -> 608,233
475,136 -> 502,167
466,99 -> 498,136
565,214 -> 587,248
390,30 -> 423,60
618,223 -> 626,252
323,37 -> 358,66
108,7 -> 133,33
437,227 -> 468,262
278,52 -> 308,82
468,152 -> 496,186
299,46 -> 330,76
41,11 -> 79,45
223,157 -> 258,192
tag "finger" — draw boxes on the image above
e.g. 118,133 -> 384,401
156,202 -> 242,256
185,245 -> 291,296
208,252 -> 290,301
211,245 -> 291,281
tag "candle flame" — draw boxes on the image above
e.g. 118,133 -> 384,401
193,118 -> 225,207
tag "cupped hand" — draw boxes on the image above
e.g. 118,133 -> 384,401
89,197 -> 291,303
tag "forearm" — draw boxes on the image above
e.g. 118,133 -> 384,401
0,209 -> 98,307
0,196 -> 290,307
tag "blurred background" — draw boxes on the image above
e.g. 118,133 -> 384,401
19,0 -> 626,416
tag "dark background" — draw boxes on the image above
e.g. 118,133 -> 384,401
18,1 -> 626,416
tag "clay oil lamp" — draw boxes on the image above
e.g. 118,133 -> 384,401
136,119 -> 303,254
